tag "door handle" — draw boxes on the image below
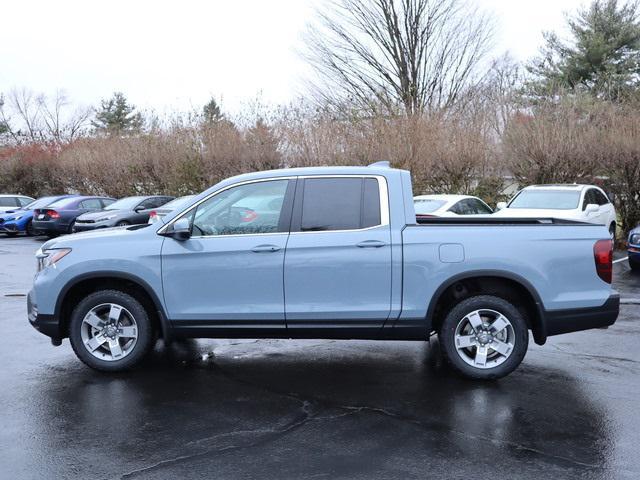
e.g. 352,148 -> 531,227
356,240 -> 386,248
251,244 -> 281,253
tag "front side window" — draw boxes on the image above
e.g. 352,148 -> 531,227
582,189 -> 598,210
18,197 -> 32,207
300,177 -> 381,231
188,179 -> 289,236
594,189 -> 609,206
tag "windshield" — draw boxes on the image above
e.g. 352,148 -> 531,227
105,197 -> 145,210
161,195 -> 195,210
414,199 -> 446,214
508,190 -> 581,210
24,196 -> 61,210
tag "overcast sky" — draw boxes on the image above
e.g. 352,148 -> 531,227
0,0 -> 588,114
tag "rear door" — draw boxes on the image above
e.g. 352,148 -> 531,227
284,176 -> 392,332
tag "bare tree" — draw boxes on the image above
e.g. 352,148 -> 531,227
303,0 -> 494,115
0,88 -> 92,144
39,90 -> 93,142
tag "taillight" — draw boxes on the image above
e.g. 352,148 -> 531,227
46,209 -> 60,219
240,209 -> 258,222
594,239 -> 613,284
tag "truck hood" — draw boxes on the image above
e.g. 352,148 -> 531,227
41,224 -> 155,250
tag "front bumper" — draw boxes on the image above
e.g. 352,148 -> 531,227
544,293 -> 619,337
28,291 -> 62,340
0,222 -> 21,233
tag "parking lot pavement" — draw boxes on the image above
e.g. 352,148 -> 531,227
1,235 -> 639,480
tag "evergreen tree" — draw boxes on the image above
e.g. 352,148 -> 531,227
202,98 -> 224,124
92,92 -> 143,134
527,0 -> 640,100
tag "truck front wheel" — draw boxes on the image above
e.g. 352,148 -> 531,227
438,295 -> 528,380
68,289 -> 154,372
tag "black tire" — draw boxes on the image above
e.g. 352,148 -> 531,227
68,289 -> 154,372
630,258 -> 640,272
609,223 -> 616,243
5,232 -> 18,237
438,295 -> 529,380
116,220 -> 130,227
25,220 -> 34,236
68,221 -> 76,234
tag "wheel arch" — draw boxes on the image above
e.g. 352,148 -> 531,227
55,271 -> 171,342
426,270 -> 548,345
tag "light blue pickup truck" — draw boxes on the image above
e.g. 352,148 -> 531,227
28,163 -> 619,379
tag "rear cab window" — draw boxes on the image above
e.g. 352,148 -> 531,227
294,176 -> 384,232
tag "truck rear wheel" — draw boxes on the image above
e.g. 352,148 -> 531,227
68,289 -> 154,372
438,295 -> 528,380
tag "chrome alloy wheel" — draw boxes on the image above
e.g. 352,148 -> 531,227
454,309 -> 515,369
80,303 -> 139,361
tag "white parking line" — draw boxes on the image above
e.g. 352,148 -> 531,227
613,257 -> 629,264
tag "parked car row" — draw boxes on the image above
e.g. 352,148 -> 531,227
414,184 -> 617,236
0,194 -> 180,238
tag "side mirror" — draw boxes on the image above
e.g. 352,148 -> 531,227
134,205 -> 145,212
585,203 -> 600,214
496,202 -> 507,210
168,217 -> 191,240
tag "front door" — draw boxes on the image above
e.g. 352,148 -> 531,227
161,178 -> 295,331
284,176 -> 392,333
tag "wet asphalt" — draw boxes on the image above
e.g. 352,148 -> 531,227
0,235 -> 639,479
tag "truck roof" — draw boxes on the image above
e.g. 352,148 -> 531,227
222,164 -> 399,185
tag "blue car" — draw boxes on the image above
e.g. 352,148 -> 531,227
0,195 -> 77,237
628,226 -> 640,271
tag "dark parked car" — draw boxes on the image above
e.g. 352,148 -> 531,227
32,196 -> 115,237
0,195 -> 77,236
73,195 -> 174,232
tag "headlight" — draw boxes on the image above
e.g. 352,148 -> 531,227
630,233 -> 640,245
9,215 -> 22,221
97,214 -> 118,222
36,248 -> 72,272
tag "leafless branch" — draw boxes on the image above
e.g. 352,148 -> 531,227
303,0 -> 494,115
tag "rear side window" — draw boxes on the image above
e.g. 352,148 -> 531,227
469,199 -> 492,214
80,198 -> 103,209
300,177 -> 382,231
101,198 -> 115,208
0,197 -> 18,207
